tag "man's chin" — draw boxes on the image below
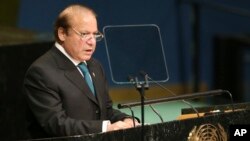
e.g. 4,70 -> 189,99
82,56 -> 92,61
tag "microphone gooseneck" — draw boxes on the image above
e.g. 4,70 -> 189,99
148,104 -> 164,123
120,72 -> 234,124
125,75 -> 138,127
128,71 -> 164,123
127,74 -> 164,123
139,71 -> 235,116
140,71 -> 200,118
127,105 -> 136,127
221,90 -> 235,112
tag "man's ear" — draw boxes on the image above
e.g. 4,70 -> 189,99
58,27 -> 66,41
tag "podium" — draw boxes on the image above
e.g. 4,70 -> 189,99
24,102 -> 250,141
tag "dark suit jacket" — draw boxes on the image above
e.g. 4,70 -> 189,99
23,46 -> 129,138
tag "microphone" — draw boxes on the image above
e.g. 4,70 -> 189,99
128,75 -> 135,84
128,75 -> 143,89
139,71 -> 235,116
123,105 -> 136,127
126,75 -> 164,123
219,90 -> 235,112
143,73 -> 149,88
125,75 -> 138,127
139,71 -> 200,118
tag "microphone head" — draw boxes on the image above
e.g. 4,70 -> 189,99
127,75 -> 135,82
139,70 -> 147,76
117,104 -> 122,109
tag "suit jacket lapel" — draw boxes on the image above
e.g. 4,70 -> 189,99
50,47 -> 98,105
64,69 -> 98,104
87,60 -> 103,109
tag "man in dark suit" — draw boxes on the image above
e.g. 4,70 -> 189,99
23,4 -> 139,138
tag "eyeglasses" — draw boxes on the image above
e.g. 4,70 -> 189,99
71,27 -> 104,42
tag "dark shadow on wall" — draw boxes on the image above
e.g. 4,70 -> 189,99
213,35 -> 250,104
0,27 -> 52,140
0,0 -> 19,27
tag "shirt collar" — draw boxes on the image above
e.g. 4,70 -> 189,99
55,42 -> 86,66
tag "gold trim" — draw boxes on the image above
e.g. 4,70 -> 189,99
188,123 -> 227,141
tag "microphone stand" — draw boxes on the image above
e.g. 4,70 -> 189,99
134,77 -> 149,141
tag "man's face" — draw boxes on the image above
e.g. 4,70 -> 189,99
59,12 -> 98,62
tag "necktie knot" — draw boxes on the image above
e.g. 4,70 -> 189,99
78,63 -> 89,75
78,63 -> 95,96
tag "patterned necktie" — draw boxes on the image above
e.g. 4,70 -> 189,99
78,63 -> 95,96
